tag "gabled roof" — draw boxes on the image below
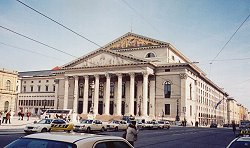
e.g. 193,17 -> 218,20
103,32 -> 169,50
62,49 -> 150,69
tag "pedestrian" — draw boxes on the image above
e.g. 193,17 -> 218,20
18,110 -> 21,120
232,121 -> 236,135
20,110 -> 24,120
6,110 -> 11,124
2,110 -> 7,124
126,121 -> 139,146
26,112 -> 31,121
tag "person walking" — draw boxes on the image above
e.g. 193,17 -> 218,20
232,121 -> 236,135
26,111 -> 31,121
6,111 -> 11,124
126,121 -> 139,147
2,110 -> 7,124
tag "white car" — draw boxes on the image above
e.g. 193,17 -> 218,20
24,118 -> 74,133
142,121 -> 160,130
73,119 -> 106,133
107,120 -> 128,131
226,136 -> 250,148
158,121 -> 170,129
5,132 -> 134,148
24,119 -> 53,133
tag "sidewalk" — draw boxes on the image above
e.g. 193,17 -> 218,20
0,116 -> 38,130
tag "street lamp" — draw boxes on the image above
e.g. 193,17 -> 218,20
138,95 -> 142,116
176,99 -> 180,121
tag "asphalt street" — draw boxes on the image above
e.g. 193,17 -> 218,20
0,127 -> 236,148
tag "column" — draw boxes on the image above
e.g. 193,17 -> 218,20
82,76 -> 89,114
129,73 -> 135,116
93,75 -> 99,115
54,79 -> 59,109
63,76 -> 69,109
104,73 -> 110,115
116,73 -> 122,116
73,76 -> 79,113
180,73 -> 187,121
142,72 -> 148,117
149,78 -> 155,117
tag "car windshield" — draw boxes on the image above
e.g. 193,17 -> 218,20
229,141 -> 250,148
37,119 -> 52,124
158,121 -> 164,124
146,121 -> 153,124
81,120 -> 93,124
5,138 -> 76,148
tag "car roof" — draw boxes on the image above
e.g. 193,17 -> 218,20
236,137 -> 250,142
23,133 -> 124,143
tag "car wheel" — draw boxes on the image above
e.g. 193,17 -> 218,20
162,126 -> 164,129
167,126 -> 170,129
115,127 -> 118,131
48,128 -> 51,132
101,127 -> 105,132
86,127 -> 91,133
41,128 -> 47,133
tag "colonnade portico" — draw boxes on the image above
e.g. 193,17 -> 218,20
62,71 -> 154,117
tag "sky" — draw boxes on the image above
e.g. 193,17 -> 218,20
0,0 -> 250,109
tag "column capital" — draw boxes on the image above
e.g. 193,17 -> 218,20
73,75 -> 79,79
180,73 -> 187,79
105,73 -> 111,78
94,74 -> 99,78
129,72 -> 135,77
64,76 -> 69,80
116,73 -> 123,77
142,72 -> 149,76
84,75 -> 89,79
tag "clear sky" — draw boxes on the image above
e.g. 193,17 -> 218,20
0,0 -> 250,109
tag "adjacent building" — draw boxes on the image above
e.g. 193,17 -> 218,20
17,70 -> 57,114
0,68 -> 18,114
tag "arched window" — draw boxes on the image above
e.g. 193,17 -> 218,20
6,80 -> 11,91
164,81 -> 171,98
4,101 -> 9,111
145,52 -> 156,58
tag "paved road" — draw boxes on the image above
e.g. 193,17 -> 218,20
0,127 -> 236,148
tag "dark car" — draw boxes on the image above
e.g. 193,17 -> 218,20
210,123 -> 217,128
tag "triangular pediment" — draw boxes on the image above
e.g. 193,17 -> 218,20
104,32 -> 168,50
62,49 -> 147,69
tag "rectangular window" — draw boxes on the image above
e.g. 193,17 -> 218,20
165,69 -> 170,72
45,85 -> 49,91
53,85 -> 55,92
38,85 -> 41,92
190,105 -> 192,116
23,86 -> 26,92
30,85 -> 33,92
165,104 -> 170,115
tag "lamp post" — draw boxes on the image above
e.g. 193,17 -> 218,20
176,99 -> 180,121
138,95 -> 142,116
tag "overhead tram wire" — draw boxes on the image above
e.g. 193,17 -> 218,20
0,25 -> 77,58
15,0 -> 205,92
0,41 -> 64,62
210,13 -> 250,64
16,0 -> 102,48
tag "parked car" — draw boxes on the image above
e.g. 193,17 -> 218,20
158,121 -> 170,129
107,120 -> 128,131
73,119 -> 106,133
24,118 -> 74,134
5,132 -> 133,148
210,123 -> 218,128
226,136 -> 250,148
142,121 -> 160,130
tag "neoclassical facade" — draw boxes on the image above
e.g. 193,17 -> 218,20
53,32 -> 229,125
0,68 -> 18,113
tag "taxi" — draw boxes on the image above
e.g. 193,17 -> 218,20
141,121 -> 160,130
73,119 -> 106,133
24,118 -> 74,134
107,120 -> 128,131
